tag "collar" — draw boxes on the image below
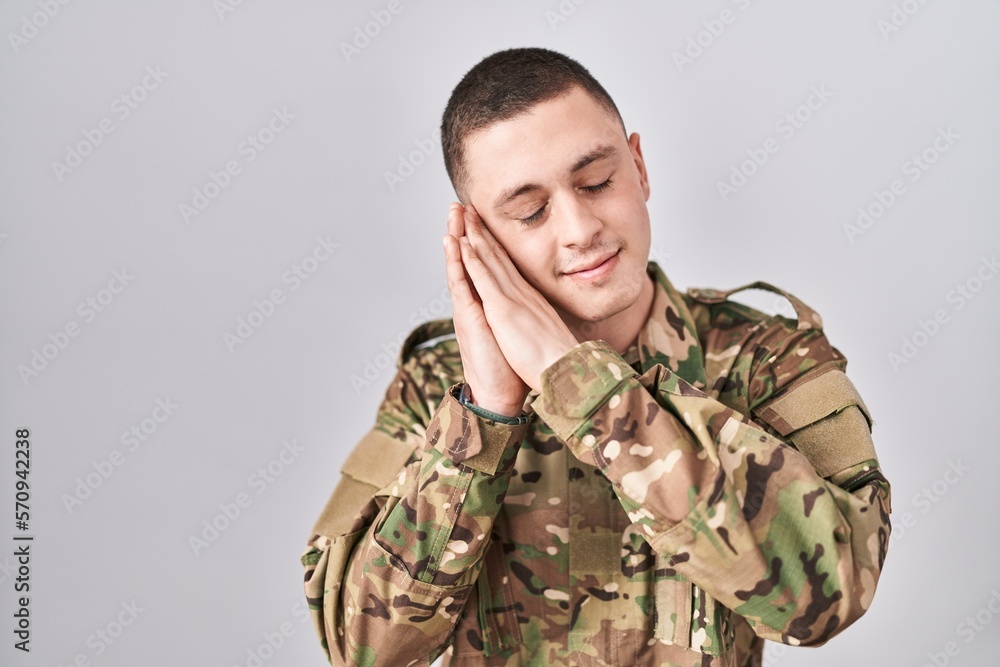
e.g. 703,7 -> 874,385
622,261 -> 708,391
527,261 -> 708,406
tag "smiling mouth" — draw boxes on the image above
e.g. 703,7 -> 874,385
564,250 -> 620,280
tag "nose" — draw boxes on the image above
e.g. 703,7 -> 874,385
556,192 -> 603,249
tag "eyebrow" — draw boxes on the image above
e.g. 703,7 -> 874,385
492,144 -> 619,211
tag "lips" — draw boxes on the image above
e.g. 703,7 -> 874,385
565,250 -> 619,276
565,248 -> 621,279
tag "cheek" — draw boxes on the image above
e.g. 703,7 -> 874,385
610,191 -> 650,252
604,191 -> 647,232
500,234 -> 554,285
601,178 -> 644,217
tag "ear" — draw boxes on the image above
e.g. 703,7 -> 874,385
628,132 -> 651,201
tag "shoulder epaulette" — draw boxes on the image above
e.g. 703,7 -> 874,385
687,281 -> 823,331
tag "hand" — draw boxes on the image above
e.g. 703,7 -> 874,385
443,203 -> 528,417
454,205 -> 579,394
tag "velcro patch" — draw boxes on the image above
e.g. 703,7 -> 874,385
310,474 -> 378,538
341,428 -> 416,489
786,406 -> 877,478
755,369 -> 872,436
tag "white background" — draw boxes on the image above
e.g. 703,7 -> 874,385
2,1 -> 998,666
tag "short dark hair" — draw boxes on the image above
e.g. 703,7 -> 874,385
441,47 -> 626,202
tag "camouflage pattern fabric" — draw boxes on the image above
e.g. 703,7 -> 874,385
302,261 -> 891,666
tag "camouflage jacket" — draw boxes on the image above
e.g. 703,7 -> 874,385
302,262 -> 891,666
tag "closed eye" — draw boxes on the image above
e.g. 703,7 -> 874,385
517,178 -> 612,227
582,178 -> 612,193
519,204 -> 547,227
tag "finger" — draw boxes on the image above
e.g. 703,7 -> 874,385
444,234 -> 481,307
465,208 -> 553,312
447,203 -> 481,295
463,205 -> 493,247
465,205 -> 504,251
447,202 -> 465,239
463,207 -> 518,285
443,235 -> 479,355
459,236 -> 504,304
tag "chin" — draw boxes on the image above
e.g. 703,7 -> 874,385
565,285 -> 638,325
545,256 -> 646,323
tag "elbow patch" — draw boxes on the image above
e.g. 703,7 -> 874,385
754,370 -> 876,478
786,406 -> 876,479
342,428 -> 417,489
311,474 -> 380,539
311,429 -> 416,538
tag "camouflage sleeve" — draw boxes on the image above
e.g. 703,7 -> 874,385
301,356 -> 530,666
531,331 -> 891,648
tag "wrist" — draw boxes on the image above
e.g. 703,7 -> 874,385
457,383 -> 527,423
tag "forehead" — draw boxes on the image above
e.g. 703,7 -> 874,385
463,86 -> 625,199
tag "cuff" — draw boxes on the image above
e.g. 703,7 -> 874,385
530,340 -> 637,443
425,383 -> 529,475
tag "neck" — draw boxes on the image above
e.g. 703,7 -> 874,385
564,273 -> 656,354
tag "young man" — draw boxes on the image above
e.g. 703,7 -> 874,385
302,48 -> 891,666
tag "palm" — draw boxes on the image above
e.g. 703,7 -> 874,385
444,204 -> 528,416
